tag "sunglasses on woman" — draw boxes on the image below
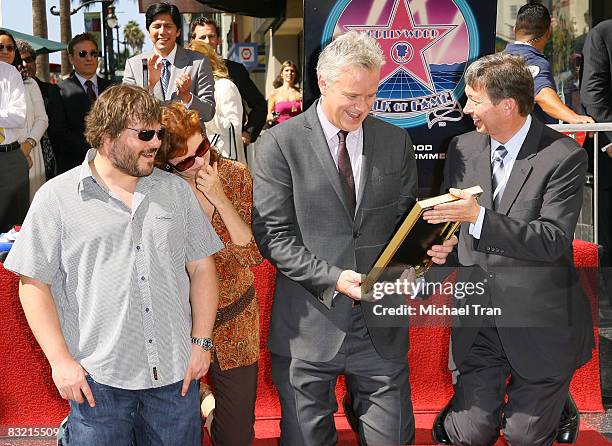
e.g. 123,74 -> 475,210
0,44 -> 15,52
127,127 -> 166,141
168,137 -> 211,172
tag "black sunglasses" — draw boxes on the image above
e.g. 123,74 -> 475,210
127,127 -> 166,142
168,137 -> 211,172
78,50 -> 99,58
0,44 -> 15,52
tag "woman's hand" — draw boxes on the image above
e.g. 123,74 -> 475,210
20,141 -> 33,169
196,162 -> 229,208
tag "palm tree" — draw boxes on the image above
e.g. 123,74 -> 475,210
60,0 -> 73,76
31,0 -> 50,81
123,20 -> 144,56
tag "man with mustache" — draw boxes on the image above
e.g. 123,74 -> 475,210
4,84 -> 223,445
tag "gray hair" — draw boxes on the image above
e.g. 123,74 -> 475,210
16,40 -> 35,56
464,53 -> 534,116
316,31 -> 385,86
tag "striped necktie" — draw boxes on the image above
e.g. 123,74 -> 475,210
160,59 -> 171,100
491,145 -> 508,210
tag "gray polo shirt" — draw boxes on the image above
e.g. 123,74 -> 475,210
4,149 -> 224,390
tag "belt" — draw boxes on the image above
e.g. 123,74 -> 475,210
214,285 -> 256,329
0,141 -> 20,153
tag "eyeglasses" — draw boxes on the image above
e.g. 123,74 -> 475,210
22,55 -> 36,64
126,127 -> 166,142
0,44 -> 15,52
77,50 -> 99,58
168,137 -> 211,172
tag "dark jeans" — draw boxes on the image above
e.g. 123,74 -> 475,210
64,376 -> 201,446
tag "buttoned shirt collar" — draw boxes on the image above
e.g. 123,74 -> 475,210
490,114 -> 532,163
74,71 -> 98,93
154,44 -> 177,65
316,99 -> 363,203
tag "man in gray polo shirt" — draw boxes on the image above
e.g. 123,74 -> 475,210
4,84 -> 223,445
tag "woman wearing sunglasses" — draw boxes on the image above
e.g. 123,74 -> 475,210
0,30 -> 48,205
156,102 -> 262,446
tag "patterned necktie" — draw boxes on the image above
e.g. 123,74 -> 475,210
337,130 -> 356,213
160,59 -> 171,100
84,80 -> 96,104
0,128 -> 4,144
491,145 -> 508,210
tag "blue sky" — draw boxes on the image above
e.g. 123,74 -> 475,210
1,0 -> 151,64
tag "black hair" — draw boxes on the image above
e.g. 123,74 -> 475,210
145,2 -> 182,32
515,2 -> 551,42
0,30 -> 22,69
68,33 -> 98,55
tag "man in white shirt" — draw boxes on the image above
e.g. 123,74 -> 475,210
123,2 -> 215,123
0,60 -> 28,231
47,33 -> 114,173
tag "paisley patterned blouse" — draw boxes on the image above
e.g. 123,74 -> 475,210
211,159 -> 263,370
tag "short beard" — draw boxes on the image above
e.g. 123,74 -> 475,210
109,140 -> 156,177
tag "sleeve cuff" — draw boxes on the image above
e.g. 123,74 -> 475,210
468,206 -> 486,240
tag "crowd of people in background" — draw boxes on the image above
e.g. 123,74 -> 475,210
1,0 -> 612,445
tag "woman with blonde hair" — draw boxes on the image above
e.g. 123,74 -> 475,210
188,40 -> 246,165
267,60 -> 302,126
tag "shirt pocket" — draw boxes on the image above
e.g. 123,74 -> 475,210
152,213 -> 176,253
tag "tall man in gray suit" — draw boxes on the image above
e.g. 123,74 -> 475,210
123,2 -> 215,122
424,53 -> 594,446
252,31 -> 456,445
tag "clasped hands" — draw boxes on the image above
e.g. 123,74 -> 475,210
147,54 -> 192,103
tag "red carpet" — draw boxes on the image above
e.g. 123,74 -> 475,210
252,415 -> 611,445
0,240 -> 604,443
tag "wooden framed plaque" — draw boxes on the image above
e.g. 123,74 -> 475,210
362,186 -> 483,294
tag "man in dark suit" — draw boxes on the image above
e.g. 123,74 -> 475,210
424,53 -> 594,446
581,19 -> 612,276
123,2 -> 215,123
189,17 -> 267,146
252,31 -> 456,445
47,33 -> 113,173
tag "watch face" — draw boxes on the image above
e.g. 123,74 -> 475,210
192,337 -> 213,350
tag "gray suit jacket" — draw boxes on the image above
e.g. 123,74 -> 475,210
440,117 -> 594,380
252,102 -> 417,362
123,45 -> 215,122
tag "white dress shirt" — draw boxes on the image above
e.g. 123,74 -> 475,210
0,61 -> 27,144
75,72 -> 99,97
316,100 -> 363,205
469,115 -> 532,239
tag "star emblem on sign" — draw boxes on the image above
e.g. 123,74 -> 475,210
346,0 -> 456,92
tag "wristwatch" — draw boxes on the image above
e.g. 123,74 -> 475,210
25,138 -> 36,148
191,336 -> 214,351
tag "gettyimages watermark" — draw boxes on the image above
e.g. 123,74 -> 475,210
360,266 -> 604,328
